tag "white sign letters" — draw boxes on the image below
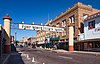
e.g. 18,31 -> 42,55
19,24 -> 64,32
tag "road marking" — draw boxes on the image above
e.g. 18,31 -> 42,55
21,53 -> 27,57
32,57 -> 35,62
19,52 -> 23,54
59,56 -> 72,59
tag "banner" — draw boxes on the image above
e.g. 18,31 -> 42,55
18,24 -> 64,32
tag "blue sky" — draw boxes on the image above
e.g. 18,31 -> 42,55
0,0 -> 100,41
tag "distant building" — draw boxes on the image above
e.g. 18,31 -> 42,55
20,37 -> 29,43
27,37 -> 36,44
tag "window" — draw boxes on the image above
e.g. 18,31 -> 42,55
62,31 -> 66,36
83,14 -> 88,19
56,32 -> 59,37
69,15 -> 75,23
80,22 -> 84,33
62,19 -> 66,27
88,20 -> 95,29
56,23 -> 60,27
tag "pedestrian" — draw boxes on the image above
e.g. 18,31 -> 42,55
53,44 -> 57,50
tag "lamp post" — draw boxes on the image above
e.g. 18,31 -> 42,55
15,31 -> 17,46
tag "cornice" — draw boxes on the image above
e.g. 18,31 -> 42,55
50,2 -> 93,24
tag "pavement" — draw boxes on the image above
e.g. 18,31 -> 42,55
27,47 -> 100,56
40,47 -> 100,56
1,47 -> 100,64
17,47 -> 100,64
0,53 -> 10,64
7,52 -> 25,64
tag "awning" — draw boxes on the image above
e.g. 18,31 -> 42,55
50,37 -> 60,41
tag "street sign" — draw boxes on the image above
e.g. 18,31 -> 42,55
18,24 -> 64,32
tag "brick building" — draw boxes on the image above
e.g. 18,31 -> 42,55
36,2 -> 99,50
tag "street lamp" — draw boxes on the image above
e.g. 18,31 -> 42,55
15,31 -> 17,46
32,22 -> 34,24
22,21 -> 24,24
41,23 -> 43,25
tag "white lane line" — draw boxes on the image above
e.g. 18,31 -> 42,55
18,52 -> 23,54
59,56 -> 72,59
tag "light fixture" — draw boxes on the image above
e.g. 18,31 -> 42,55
22,21 -> 24,24
32,22 -> 34,24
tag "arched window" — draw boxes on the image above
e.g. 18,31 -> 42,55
69,15 -> 75,23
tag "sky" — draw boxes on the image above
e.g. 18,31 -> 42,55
0,0 -> 100,41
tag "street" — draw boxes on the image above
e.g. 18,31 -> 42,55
8,47 -> 100,64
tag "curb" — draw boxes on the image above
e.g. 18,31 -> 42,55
46,49 -> 100,56
74,51 -> 100,56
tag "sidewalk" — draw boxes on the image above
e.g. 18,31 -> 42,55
42,48 -> 100,56
0,53 -> 10,64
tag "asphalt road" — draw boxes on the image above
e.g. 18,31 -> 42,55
15,47 -> 100,64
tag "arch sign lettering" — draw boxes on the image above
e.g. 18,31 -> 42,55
18,24 -> 64,32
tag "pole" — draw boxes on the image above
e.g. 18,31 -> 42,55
15,31 -> 17,46
68,23 -> 74,52
0,31 -> 2,59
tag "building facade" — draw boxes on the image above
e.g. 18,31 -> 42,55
78,12 -> 100,51
36,2 -> 99,50
27,37 -> 36,44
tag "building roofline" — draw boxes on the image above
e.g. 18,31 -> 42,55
85,11 -> 100,21
45,2 -> 94,25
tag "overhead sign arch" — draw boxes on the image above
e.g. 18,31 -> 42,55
18,24 -> 64,32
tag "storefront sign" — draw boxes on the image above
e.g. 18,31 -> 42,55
19,24 -> 64,32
